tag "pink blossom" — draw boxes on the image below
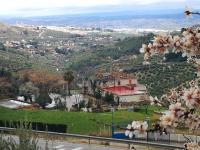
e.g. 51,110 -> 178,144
160,111 -> 175,128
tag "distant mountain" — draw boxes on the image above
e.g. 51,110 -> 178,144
1,10 -> 200,30
192,24 -> 200,29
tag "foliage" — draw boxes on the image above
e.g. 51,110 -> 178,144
0,42 -> 6,51
28,39 -> 38,48
140,28 -> 200,62
104,92 -> 114,103
139,28 -> 200,148
97,33 -> 154,59
55,47 -> 69,55
0,122 -> 41,150
79,100 -> 86,109
89,79 -> 97,96
63,71 -> 74,96
165,52 -> 187,62
0,68 -> 19,99
0,67 -> 12,78
67,33 -> 154,72
35,92 -> 51,109
19,82 -> 40,102
26,70 -> 62,91
137,62 -> 196,97
95,89 -> 102,99
18,70 -> 64,107
87,98 -> 93,108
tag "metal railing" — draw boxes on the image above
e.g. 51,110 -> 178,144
0,127 -> 185,149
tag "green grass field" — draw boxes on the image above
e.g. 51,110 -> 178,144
0,106 -> 163,135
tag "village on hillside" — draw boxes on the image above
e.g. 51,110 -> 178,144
0,70 -> 148,113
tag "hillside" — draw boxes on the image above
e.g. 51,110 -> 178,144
67,33 -> 154,74
123,55 -> 196,97
0,23 -> 197,98
0,23 -> 154,75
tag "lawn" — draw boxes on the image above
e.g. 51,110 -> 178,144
0,105 -> 163,135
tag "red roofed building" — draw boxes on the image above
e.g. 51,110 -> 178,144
99,72 -> 147,103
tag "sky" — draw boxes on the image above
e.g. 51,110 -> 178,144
0,0 -> 199,17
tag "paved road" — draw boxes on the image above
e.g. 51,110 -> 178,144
3,135 -> 123,150
3,134 -> 182,150
38,139 -> 123,150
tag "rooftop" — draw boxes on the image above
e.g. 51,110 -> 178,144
102,86 -> 144,96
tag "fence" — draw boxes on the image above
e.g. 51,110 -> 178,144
90,118 -> 199,145
0,120 -> 67,133
147,131 -> 170,143
170,133 -> 200,143
0,127 -> 184,149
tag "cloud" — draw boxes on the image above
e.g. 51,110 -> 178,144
0,0 -> 195,16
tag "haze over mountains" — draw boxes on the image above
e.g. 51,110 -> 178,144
1,9 -> 200,30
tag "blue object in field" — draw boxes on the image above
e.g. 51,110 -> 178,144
127,107 -> 134,112
112,133 -> 127,139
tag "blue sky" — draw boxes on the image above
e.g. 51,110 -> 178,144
0,0 -> 199,17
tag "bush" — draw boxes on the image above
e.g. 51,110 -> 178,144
104,92 -> 114,103
0,122 -> 41,150
36,92 -> 51,109
136,61 -> 196,97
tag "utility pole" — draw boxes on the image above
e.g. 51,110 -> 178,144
111,107 -> 115,137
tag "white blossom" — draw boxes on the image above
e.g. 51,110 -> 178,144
125,121 -> 148,139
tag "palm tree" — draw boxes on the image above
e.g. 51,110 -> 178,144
63,71 -> 74,96
90,79 -> 97,96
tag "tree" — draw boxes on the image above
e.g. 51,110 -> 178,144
0,121 -> 44,150
20,70 -> 64,108
138,27 -> 200,149
19,82 -> 39,102
36,92 -> 51,109
29,39 -> 38,48
0,42 -> 6,51
89,79 -> 98,96
25,70 -> 63,93
63,71 -> 74,96
22,30 -> 28,35
104,92 -> 114,103
79,100 -> 86,109
0,68 -> 19,99
95,89 -> 102,106
95,89 -> 102,99
139,95 -> 151,115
